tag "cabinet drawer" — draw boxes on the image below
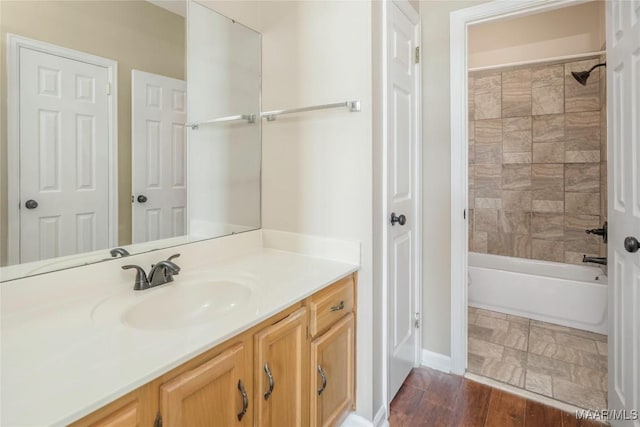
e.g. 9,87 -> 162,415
309,275 -> 354,337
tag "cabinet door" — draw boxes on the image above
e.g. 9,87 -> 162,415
310,313 -> 354,427
159,344 -> 250,427
70,389 -> 148,427
255,307 -> 309,427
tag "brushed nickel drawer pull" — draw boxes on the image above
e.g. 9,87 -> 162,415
330,300 -> 345,312
317,365 -> 327,396
263,363 -> 274,400
237,379 -> 248,421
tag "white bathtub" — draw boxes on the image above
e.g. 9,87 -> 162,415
468,252 -> 608,335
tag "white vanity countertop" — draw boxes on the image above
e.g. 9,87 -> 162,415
1,230 -> 360,426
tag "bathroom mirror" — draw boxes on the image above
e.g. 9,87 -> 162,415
0,0 -> 261,281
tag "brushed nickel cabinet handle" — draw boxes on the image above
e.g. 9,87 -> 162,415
237,379 -> 248,421
330,300 -> 345,312
317,365 -> 327,396
263,363 -> 274,400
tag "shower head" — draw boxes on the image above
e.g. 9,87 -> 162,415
571,62 -> 606,86
571,70 -> 591,86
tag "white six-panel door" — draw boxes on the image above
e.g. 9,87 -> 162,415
607,1 -> 640,425
18,47 -> 111,263
387,1 -> 420,401
131,70 -> 187,244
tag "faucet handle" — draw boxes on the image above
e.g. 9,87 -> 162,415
122,265 -> 149,291
166,254 -> 180,262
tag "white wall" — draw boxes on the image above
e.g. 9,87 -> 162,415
468,1 -> 605,68
199,0 -> 375,420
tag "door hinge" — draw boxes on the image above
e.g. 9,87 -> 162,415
414,46 -> 420,64
106,83 -> 111,95
414,312 -> 420,329
464,209 -> 466,219
154,413 -> 162,427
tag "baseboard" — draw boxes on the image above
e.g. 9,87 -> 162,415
372,405 -> 389,427
421,349 -> 451,373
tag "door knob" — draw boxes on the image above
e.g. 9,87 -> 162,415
25,199 -> 38,209
390,212 -> 406,226
624,236 -> 639,253
137,195 -> 148,203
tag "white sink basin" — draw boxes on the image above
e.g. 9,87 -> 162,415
92,275 -> 257,330
123,280 -> 252,330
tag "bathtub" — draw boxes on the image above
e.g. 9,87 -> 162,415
468,252 -> 608,335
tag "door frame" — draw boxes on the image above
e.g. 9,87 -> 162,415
6,34 -> 118,264
378,0 -> 422,412
449,0 -> 599,375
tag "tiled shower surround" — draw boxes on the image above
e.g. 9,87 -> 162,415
468,57 -> 607,265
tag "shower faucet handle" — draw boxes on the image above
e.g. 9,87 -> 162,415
585,221 -> 607,243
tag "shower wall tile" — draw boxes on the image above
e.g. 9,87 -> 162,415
532,114 -> 565,142
469,56 -> 607,265
503,117 -> 532,154
469,75 -> 475,121
565,151 -> 600,163
475,119 -> 502,164
531,213 -> 564,240
491,233 -> 531,258
472,231 -> 488,252
565,192 -> 600,216
474,73 -> 502,120
499,211 -> 530,234
476,198 -> 502,209
502,165 -> 531,191
532,164 -> 564,203
502,69 -> 532,117
565,59 -> 601,113
532,239 -> 565,263
532,65 -> 564,115
475,164 -> 502,199
475,208 -> 498,233
503,152 -> 532,164
469,121 -> 476,164
565,164 -> 600,193
533,142 -> 564,163
502,190 -> 532,211
531,200 -> 564,213
565,111 -> 600,163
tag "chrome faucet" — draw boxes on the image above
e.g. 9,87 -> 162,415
122,254 -> 181,291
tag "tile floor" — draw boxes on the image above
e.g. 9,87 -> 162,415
467,306 -> 608,411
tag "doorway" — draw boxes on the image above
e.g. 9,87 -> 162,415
7,34 -> 117,264
450,0 -> 640,421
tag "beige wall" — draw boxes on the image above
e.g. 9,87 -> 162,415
0,1 -> 185,265
468,1 -> 605,69
420,0 -> 489,357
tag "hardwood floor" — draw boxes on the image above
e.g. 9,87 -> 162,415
389,367 -> 604,426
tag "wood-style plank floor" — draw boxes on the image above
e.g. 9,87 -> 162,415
389,367 -> 604,426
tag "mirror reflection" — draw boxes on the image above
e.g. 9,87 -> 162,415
0,0 -> 261,281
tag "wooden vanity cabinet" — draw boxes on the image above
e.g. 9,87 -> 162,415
159,344 -> 250,427
68,387 -> 152,427
307,276 -> 356,427
254,307 -> 309,427
71,274 -> 356,427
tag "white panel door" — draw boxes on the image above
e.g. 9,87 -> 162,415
387,1 -> 420,401
607,1 -> 640,425
131,70 -> 187,244
19,48 -> 110,263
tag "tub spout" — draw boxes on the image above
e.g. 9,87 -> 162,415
582,255 -> 607,266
